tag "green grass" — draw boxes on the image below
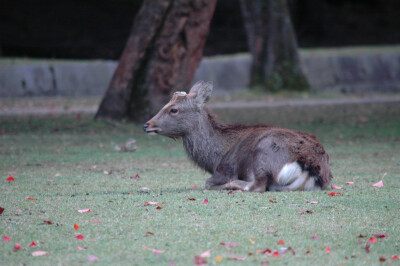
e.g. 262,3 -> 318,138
1,113 -> 400,265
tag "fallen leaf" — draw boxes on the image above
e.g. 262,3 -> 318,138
77,246 -> 87,250
143,245 -> 165,255
327,192 -> 342,196
215,256 -> 223,262
379,257 -> 386,262
43,220 -> 52,225
267,229 -> 277,233
156,206 -> 162,210
368,237 -> 377,243
203,199 -> 209,204
372,180 -> 383,187
331,184 -> 344,189
306,210 -> 313,214
391,255 -> 399,260
220,242 -> 238,247
3,236 -> 10,242
6,176 -> 15,182
194,256 -> 207,265
357,234 -> 367,238
272,251 -> 280,258
74,223 -> 79,230
345,181 -> 354,185
228,256 -> 246,261
269,200 -> 277,203
199,250 -> 211,258
32,250 -> 48,256
14,243 -> 22,251
311,235 -> 320,239
373,234 -> 389,238
192,185 -> 198,189
140,187 -> 149,190
277,240 -> 285,245
365,244 -> 370,253
92,219 -> 102,223
0,207 -> 4,215
250,237 -> 255,245
227,190 -> 234,195
88,255 -> 98,262
325,247 -> 331,253
26,197 -> 35,200
103,170 -> 112,175
146,232 -> 154,235
75,234 -> 84,240
297,210 -> 305,214
308,201 -> 318,204
263,249 -> 272,254
188,198 -> 196,201
29,241 -> 38,247
78,208 -> 91,213
144,201 -> 158,205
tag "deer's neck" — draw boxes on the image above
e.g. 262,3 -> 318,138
182,110 -> 230,174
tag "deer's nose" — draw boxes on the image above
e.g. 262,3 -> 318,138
143,123 -> 149,132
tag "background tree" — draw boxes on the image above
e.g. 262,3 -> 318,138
240,0 -> 309,91
95,0 -> 217,121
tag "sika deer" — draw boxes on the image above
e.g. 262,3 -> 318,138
144,81 -> 333,192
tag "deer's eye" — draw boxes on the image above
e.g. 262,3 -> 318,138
170,108 -> 178,114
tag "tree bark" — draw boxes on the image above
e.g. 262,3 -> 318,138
240,0 -> 309,91
95,0 -> 217,121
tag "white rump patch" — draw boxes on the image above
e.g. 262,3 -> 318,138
274,161 -> 317,191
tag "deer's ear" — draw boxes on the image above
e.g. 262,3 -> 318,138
189,81 -> 213,106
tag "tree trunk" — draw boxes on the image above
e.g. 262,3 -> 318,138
240,0 -> 309,91
95,0 -> 217,121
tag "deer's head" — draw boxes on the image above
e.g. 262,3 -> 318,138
143,81 -> 213,138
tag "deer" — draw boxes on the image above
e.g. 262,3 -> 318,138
144,81 -> 333,192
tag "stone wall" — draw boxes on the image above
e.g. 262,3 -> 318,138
1,46 -> 399,97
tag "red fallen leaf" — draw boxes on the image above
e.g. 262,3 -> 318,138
4,236 -> 11,242
272,251 -> 280,258
331,184 -> 344,189
327,192 -> 342,196
306,210 -> 313,214
277,240 -> 285,245
143,245 -> 165,255
78,208 -> 90,213
379,257 -> 386,262
43,220 -> 52,225
188,198 -> 196,201
77,246 -> 87,250
391,255 -> 399,260
14,243 -> 22,251
373,234 -> 389,238
92,219 -> 102,223
368,237 -> 377,243
194,255 -> 207,265
0,207 -> 4,215
220,242 -> 238,247
88,255 -> 98,262
74,223 -> 79,230
357,234 -> 367,238
26,197 -> 35,200
6,176 -> 15,182
365,244 -> 370,253
311,235 -> 320,239
345,181 -> 354,185
227,190 -> 234,194
75,234 -> 84,240
325,247 -> 331,253
192,185 -> 197,188
146,232 -> 154,235
306,250 -> 311,255
263,249 -> 272,254
203,199 -> 209,204
372,180 -> 383,187
76,114 -> 81,120
131,174 -> 140,179
156,206 -> 162,210
288,247 -> 296,255
269,200 -> 277,203
228,256 -> 246,261
29,241 -> 38,247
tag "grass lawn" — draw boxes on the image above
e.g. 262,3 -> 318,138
1,109 -> 399,265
